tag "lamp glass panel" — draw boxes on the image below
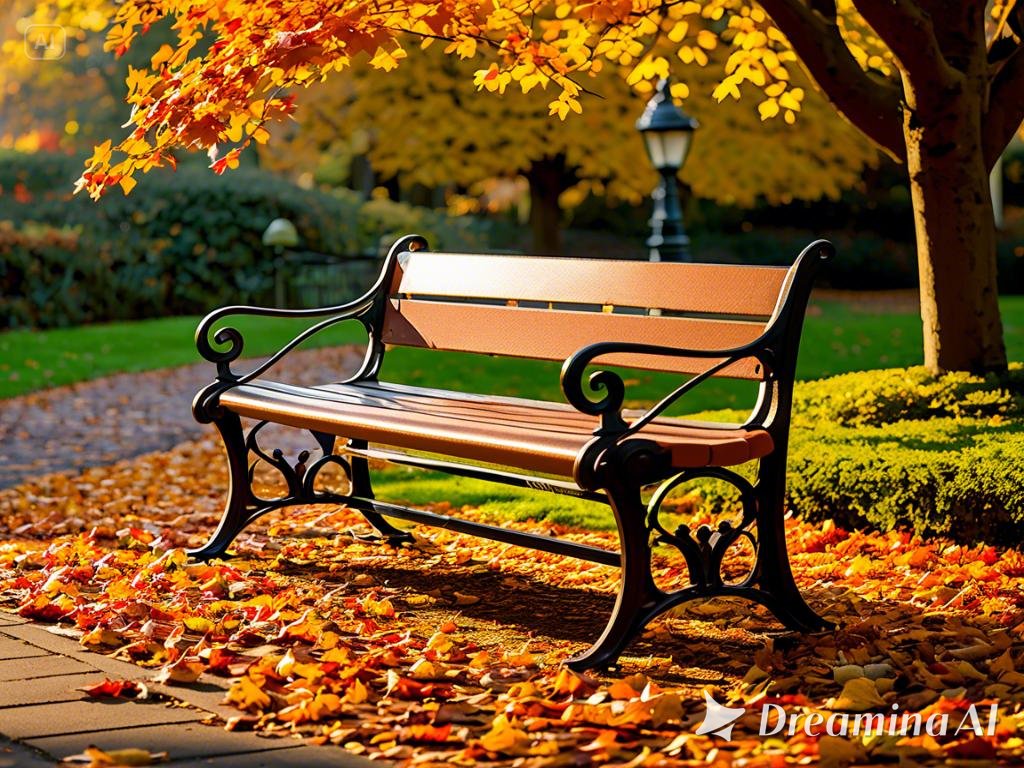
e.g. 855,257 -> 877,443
661,131 -> 692,168
643,132 -> 666,169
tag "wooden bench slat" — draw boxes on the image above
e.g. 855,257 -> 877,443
220,381 -> 773,477
395,252 -> 787,317
382,300 -> 767,379
252,380 -> 746,438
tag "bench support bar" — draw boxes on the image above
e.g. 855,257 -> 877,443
342,445 -> 608,504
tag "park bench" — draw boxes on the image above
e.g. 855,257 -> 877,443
191,235 -> 834,669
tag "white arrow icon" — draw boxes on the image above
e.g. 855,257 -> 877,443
695,690 -> 746,741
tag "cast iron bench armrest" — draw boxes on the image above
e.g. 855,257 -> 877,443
195,294 -> 377,385
560,337 -> 771,438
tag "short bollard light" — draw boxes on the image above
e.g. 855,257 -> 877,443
263,218 -> 300,305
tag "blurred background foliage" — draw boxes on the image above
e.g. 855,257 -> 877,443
1,2 -> 1022,328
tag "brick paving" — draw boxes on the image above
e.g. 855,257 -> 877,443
0,611 -> 375,766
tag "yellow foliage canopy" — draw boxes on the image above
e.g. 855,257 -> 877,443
3,0 -> 1019,199
0,0 -> 894,198
263,45 -> 877,209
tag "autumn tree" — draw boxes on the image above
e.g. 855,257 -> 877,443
0,2 -> 173,152
261,45 -> 878,254
13,0 -> 1024,372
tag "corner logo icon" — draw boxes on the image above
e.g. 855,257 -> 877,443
695,691 -> 746,741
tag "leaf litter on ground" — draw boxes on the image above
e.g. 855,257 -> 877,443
1,434 -> 1023,765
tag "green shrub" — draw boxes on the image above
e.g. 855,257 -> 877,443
0,223 -> 98,328
689,366 -> 1024,545
786,418 -> 1024,544
793,365 -> 1024,426
0,151 -> 492,328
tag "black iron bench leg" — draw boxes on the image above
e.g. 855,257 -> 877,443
343,438 -> 414,544
566,447 -> 831,670
189,412 -> 259,560
566,444 -> 665,671
751,454 -> 833,632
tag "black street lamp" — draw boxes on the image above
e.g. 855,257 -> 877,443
636,78 -> 698,262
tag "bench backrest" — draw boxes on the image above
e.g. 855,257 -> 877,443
378,250 -> 797,380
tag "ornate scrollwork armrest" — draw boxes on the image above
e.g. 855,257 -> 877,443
560,339 -> 770,439
195,295 -> 377,383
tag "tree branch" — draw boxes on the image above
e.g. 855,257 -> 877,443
854,0 -> 957,82
756,0 -> 906,161
984,41 -> 1024,169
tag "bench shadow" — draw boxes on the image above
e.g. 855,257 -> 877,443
272,556 -> 836,679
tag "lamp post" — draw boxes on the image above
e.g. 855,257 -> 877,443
636,78 -> 698,262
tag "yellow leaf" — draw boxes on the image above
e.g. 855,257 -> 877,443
505,651 -> 536,667
345,678 -> 368,704
779,91 -> 802,111
758,99 -> 779,121
81,747 -> 168,766
670,82 -> 689,99
409,658 -> 437,679
150,44 -> 174,68
696,30 -> 718,49
152,657 -> 203,685
225,675 -> 271,712
712,80 -> 740,101
831,678 -> 886,712
479,715 -> 531,755
667,21 -> 689,43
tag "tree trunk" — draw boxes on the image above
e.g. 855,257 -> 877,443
526,155 -> 568,255
902,76 -> 1007,374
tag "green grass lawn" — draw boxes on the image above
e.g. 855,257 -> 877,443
4,296 -> 1023,411
4,296 -> 1023,530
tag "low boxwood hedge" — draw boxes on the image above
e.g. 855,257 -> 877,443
693,366 -> 1024,545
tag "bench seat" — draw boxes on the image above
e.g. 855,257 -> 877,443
219,379 -> 774,479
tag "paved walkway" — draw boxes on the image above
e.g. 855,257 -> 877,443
0,610 -> 371,766
0,347 -> 363,489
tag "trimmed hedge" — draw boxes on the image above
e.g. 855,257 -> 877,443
0,223 -> 97,328
794,365 -> 1024,426
0,151 -> 491,329
695,366 -> 1024,545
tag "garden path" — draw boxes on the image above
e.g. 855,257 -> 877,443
0,347 -> 363,489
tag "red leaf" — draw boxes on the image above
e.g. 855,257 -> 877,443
82,678 -> 143,698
